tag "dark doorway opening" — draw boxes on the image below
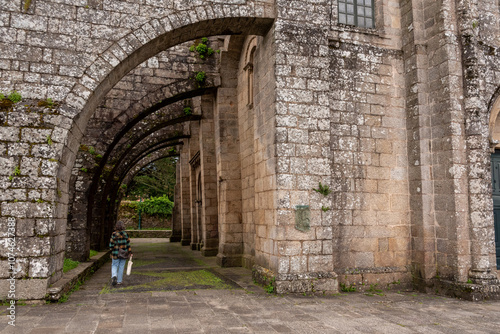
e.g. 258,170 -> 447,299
491,150 -> 500,269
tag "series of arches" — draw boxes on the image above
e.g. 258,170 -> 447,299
62,16 -> 276,269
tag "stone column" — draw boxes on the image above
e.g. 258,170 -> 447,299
179,125 -> 194,246
170,161 -> 182,242
215,37 -> 244,267
252,0 -> 338,293
401,0 -> 438,283
0,102 -> 75,300
198,94 -> 219,257
190,157 -> 201,250
456,0 -> 498,282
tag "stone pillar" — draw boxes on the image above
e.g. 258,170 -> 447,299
264,0 -> 337,293
216,37 -> 244,267
401,0 -> 439,283
190,156 -> 201,250
403,0 -> 497,289
187,117 -> 201,250
0,102 -> 74,300
198,94 -> 219,257
456,0 -> 498,282
170,161 -> 182,242
179,126 -> 194,246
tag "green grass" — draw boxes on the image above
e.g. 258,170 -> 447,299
58,279 -> 85,303
110,270 -> 233,292
63,258 -> 80,273
132,259 -> 164,268
89,250 -> 98,258
99,285 -> 111,295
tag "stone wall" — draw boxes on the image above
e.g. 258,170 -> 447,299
238,36 -> 258,269
117,201 -> 171,230
329,40 -> 409,287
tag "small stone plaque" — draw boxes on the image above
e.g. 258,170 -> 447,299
295,205 -> 310,232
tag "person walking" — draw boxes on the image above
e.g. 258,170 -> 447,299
109,221 -> 132,286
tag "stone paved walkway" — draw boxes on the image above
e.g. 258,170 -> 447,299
2,239 -> 500,333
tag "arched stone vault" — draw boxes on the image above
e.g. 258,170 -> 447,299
67,83 -> 214,258
86,107 -> 205,249
92,126 -> 191,239
67,57 -> 221,259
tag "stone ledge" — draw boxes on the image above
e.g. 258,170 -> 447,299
252,265 -> 339,294
125,230 -> 172,238
420,278 -> 500,302
46,250 -> 110,301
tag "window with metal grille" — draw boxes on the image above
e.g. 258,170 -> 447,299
338,0 -> 374,28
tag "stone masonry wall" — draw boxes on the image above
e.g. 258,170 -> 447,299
329,41 -> 409,287
271,0 -> 337,293
250,24 -> 277,275
215,35 -> 245,268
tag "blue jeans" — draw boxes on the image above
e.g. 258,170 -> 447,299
111,258 -> 127,283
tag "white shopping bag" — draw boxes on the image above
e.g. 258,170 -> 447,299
126,255 -> 133,276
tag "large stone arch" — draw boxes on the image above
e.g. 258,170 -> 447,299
61,13 -> 275,191
95,128 -> 188,230
86,104 -> 205,251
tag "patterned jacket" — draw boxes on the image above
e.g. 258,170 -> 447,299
109,230 -> 131,260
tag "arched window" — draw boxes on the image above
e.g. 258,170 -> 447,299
244,37 -> 257,108
489,94 -> 500,152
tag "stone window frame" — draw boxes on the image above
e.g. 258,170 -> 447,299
244,37 -> 258,109
338,0 -> 375,28
332,0 -> 387,34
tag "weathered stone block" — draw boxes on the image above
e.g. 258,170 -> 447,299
15,219 -> 35,237
0,127 -> 19,142
0,278 -> 48,300
29,257 -> 50,278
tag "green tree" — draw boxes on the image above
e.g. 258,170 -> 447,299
126,157 -> 177,200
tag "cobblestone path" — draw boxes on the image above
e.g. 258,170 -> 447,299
2,239 -> 500,333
